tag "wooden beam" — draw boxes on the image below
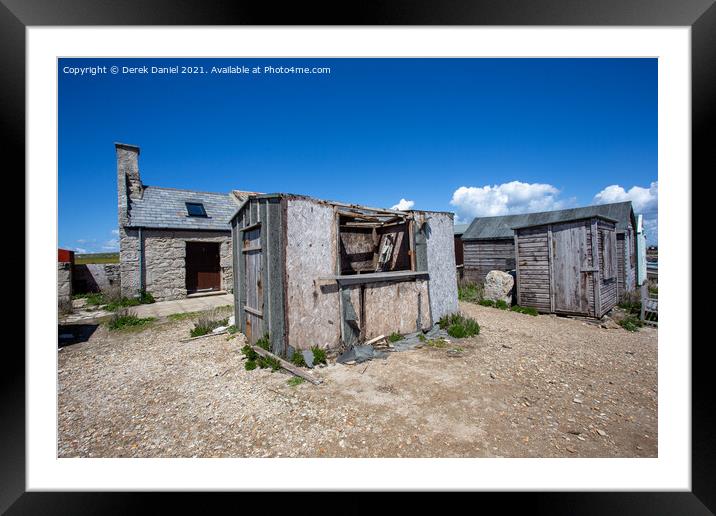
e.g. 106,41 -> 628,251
251,345 -> 323,385
337,209 -> 384,222
240,222 -> 261,233
330,200 -> 408,216
179,330 -> 228,343
316,270 -> 429,285
364,334 -> 386,346
243,305 -> 263,317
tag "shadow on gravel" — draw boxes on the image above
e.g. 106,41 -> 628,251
58,324 -> 99,348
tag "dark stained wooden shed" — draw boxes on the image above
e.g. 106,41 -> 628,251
514,215 -> 619,317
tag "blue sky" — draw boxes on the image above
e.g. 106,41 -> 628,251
58,57 -> 658,251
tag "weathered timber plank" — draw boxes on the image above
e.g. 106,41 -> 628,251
251,345 -> 323,385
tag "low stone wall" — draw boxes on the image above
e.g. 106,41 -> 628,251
58,262 -> 72,304
72,263 -> 121,294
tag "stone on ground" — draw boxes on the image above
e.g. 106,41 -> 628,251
483,270 -> 514,304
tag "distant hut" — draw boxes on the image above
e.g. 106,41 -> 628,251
513,215 -> 619,317
461,201 -> 638,300
453,223 -> 468,267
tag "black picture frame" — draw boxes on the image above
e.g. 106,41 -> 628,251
4,0 -> 710,512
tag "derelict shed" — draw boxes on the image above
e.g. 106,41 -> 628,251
513,215 -> 619,317
230,193 -> 458,357
461,201 -> 638,298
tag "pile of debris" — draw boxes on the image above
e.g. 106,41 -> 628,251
336,324 -> 450,365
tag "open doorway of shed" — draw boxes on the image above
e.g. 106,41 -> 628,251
186,241 -> 221,294
338,210 -> 414,275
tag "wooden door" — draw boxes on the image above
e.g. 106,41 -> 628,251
242,227 -> 264,344
550,221 -> 591,315
186,242 -> 221,293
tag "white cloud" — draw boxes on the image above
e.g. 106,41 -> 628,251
593,181 -> 658,216
111,229 -> 119,236
391,198 -> 415,211
593,181 -> 658,244
73,247 -> 88,254
450,181 -> 568,220
102,238 -> 119,251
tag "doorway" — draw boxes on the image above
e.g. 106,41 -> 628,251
185,242 -> 221,293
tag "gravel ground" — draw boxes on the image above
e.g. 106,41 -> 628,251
58,301 -> 657,458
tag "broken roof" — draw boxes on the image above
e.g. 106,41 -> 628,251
126,186 -> 240,231
230,192 -> 454,222
462,201 -> 636,240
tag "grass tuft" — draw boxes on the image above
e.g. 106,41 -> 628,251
287,376 -> 305,387
458,281 -> 483,303
291,351 -> 307,367
310,346 -> 327,365
619,315 -> 644,332
190,309 -> 229,337
107,309 -> 154,331
388,332 -> 403,343
439,313 -> 480,339
242,336 -> 281,372
510,305 -> 539,316
478,299 -> 495,307
425,338 -> 448,348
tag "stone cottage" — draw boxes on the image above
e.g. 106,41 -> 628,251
116,143 -> 248,301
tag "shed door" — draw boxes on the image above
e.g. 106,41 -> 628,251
186,242 -> 221,293
551,221 -> 591,315
242,227 -> 264,344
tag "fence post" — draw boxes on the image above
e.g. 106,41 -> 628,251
640,282 -> 647,321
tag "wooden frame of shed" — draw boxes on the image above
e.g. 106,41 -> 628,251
513,215 -> 619,317
230,193 -> 458,357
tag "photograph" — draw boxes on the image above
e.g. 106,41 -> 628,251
56,57 -> 659,459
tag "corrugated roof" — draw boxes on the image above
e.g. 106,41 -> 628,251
453,223 -> 469,235
126,186 -> 239,231
462,201 -> 635,240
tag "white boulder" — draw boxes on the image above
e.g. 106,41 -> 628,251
483,270 -> 514,304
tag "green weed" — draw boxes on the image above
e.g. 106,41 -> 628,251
291,351 -> 307,367
495,299 -> 509,310
510,305 -> 539,316
458,282 -> 483,303
107,309 -> 154,331
619,316 -> 644,332
310,346 -> 327,365
388,332 -> 404,343
438,313 -> 480,339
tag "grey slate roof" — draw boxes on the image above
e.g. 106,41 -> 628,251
126,186 -> 239,231
462,201 -> 635,241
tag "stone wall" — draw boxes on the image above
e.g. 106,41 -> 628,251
120,227 -> 232,301
72,263 -> 121,294
58,262 -> 72,304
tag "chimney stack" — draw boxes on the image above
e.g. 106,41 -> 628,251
115,142 -> 143,202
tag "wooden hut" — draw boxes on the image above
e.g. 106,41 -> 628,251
230,193 -> 458,357
514,215 -> 619,317
461,201 -> 638,299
